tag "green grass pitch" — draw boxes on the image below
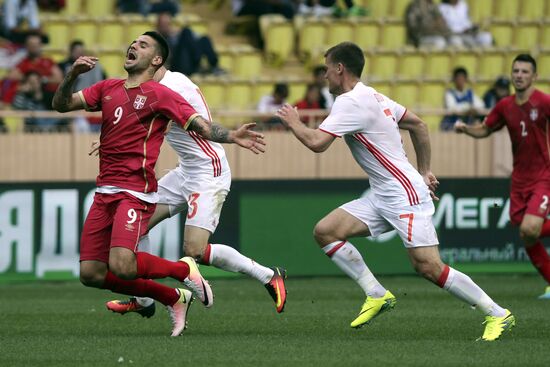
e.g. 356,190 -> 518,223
1,275 -> 549,367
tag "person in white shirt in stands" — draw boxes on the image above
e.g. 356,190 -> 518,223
105,66 -> 288,319
438,0 -> 493,48
276,41 -> 514,341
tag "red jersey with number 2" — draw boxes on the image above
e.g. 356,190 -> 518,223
485,89 -> 550,188
79,79 -> 199,193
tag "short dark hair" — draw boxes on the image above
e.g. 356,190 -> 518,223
274,83 -> 289,98
453,67 -> 468,79
142,31 -> 170,68
69,40 -> 84,52
513,53 -> 537,73
324,42 -> 365,78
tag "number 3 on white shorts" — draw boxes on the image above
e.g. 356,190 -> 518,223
187,193 -> 200,219
399,213 -> 414,242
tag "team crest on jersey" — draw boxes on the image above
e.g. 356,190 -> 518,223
530,108 -> 538,121
133,95 -> 147,109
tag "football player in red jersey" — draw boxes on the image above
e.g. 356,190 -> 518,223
52,31 -> 265,336
456,54 -> 550,299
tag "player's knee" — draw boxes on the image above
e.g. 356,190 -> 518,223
519,224 -> 539,243
79,270 -> 104,288
313,221 -> 335,245
108,258 -> 136,280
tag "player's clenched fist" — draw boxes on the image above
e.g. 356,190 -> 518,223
71,56 -> 98,76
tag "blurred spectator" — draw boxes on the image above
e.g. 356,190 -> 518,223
483,76 -> 511,109
1,0 -> 44,44
116,0 -> 179,16
441,67 -> 485,131
295,83 -> 321,125
257,82 -> 289,129
12,71 -> 64,132
438,0 -> 493,48
37,0 -> 65,11
58,40 -> 106,132
232,0 -> 296,48
405,0 -> 455,49
312,65 -> 333,109
8,33 -> 63,108
298,0 -> 366,17
156,12 -> 225,76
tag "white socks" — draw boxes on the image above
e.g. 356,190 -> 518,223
322,241 -> 386,298
440,266 -> 506,317
207,244 -> 274,284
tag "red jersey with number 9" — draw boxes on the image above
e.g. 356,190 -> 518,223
79,79 -> 199,193
485,89 -> 550,188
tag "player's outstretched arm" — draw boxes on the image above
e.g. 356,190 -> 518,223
454,120 -> 492,138
276,103 -> 335,153
188,116 -> 266,154
52,56 -> 98,112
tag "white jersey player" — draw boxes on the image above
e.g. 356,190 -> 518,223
106,67 -> 287,320
276,42 -> 514,342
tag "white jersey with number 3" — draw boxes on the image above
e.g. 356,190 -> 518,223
159,70 -> 230,178
319,82 -> 430,207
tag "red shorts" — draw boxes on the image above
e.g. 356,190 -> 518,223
80,192 -> 156,263
509,181 -> 550,226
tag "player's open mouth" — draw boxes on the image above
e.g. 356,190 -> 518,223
127,51 -> 137,61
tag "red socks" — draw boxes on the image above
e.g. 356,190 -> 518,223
102,271 -> 179,306
135,252 -> 189,281
198,244 -> 212,265
526,241 -> 550,283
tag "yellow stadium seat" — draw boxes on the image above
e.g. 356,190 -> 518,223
188,20 -> 208,36
368,81 -> 392,96
124,19 -> 155,45
217,50 -> 234,74
298,20 -> 327,61
72,20 -> 98,47
232,51 -> 262,78
379,23 -> 406,49
469,0 -> 493,23
43,20 -> 71,50
478,52 -> 507,79
354,20 -> 379,51
513,23 -> 540,50
259,14 -> 287,39
519,0 -> 546,20
424,52 -> 452,80
200,81 -> 226,110
264,21 -> 295,67
389,0 -> 411,19
85,0 -> 115,17
397,52 -> 424,80
226,82 -> 253,110
98,21 -> 125,49
392,82 -> 418,109
98,51 -> 125,78
253,81 -> 275,106
326,21 -> 354,48
369,1 -> 391,18
493,0 -> 520,20
418,82 -> 447,108
4,116 -> 24,133
42,48 -> 65,62
537,53 -> 550,79
453,52 -> 478,77
490,23 -> 514,47
287,81 -> 307,106
61,0 -> 80,16
539,81 -> 550,94
473,81 -> 492,100
420,114 -> 442,132
369,52 -> 398,80
539,23 -> 550,49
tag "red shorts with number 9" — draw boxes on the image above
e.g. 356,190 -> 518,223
80,192 -> 156,263
509,180 -> 550,226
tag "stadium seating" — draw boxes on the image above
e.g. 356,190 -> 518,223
326,21 -> 355,49
298,20 -> 327,62
353,20 -> 380,51
397,51 -> 424,80
368,81 -> 392,97
232,50 -> 262,78
493,0 -> 520,20
391,82 -> 418,109
72,20 -> 98,48
369,51 -> 398,80
98,19 -> 125,50
519,0 -> 546,20
85,0 -> 115,17
469,0 -> 493,23
418,82 -> 447,108
453,52 -> 479,77
424,52 -> 452,80
478,51 -> 507,79
43,20 -> 71,50
262,17 -> 295,67
98,50 -> 125,78
226,81 -> 253,110
489,22 -> 514,48
200,81 -> 226,110
513,23 -> 540,50
379,22 -> 406,49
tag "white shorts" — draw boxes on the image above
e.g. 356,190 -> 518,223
157,166 -> 231,233
340,191 -> 439,248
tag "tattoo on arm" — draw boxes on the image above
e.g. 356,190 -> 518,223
188,116 -> 232,143
52,73 -> 76,111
